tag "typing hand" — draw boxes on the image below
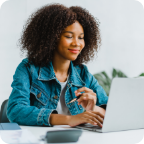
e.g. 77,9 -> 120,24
68,110 -> 104,128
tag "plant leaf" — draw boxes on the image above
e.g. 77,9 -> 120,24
93,72 -> 111,96
94,74 -> 107,86
117,70 -> 127,77
139,73 -> 144,77
101,71 -> 111,86
112,68 -> 117,78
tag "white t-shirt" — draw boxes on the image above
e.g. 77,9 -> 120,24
56,75 -> 71,115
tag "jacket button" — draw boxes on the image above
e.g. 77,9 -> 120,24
54,95 -> 58,99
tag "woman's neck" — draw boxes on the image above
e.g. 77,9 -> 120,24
52,55 -> 70,78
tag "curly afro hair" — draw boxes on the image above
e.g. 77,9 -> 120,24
18,3 -> 101,67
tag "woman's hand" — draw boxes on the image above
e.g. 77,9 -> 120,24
68,110 -> 104,127
75,87 -> 97,111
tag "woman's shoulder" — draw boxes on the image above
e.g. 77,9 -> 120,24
73,63 -> 96,88
74,63 -> 92,80
13,58 -> 30,76
18,58 -> 39,68
16,58 -> 31,71
74,63 -> 89,74
18,58 -> 29,66
15,58 -> 39,75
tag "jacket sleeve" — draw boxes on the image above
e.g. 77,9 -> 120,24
7,60 -> 57,126
83,65 -> 108,108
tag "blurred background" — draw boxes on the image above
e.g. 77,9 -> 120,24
0,0 -> 144,106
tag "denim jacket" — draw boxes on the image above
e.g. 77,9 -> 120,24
7,58 -> 108,126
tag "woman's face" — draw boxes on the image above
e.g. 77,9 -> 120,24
56,21 -> 85,61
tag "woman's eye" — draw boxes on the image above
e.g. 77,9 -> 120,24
65,36 -> 72,38
65,36 -> 84,39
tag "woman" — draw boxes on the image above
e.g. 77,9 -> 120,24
7,3 -> 108,128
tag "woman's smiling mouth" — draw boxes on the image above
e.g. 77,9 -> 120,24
68,49 -> 80,53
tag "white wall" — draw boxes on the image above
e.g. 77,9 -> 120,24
0,0 -> 27,107
0,0 -> 144,106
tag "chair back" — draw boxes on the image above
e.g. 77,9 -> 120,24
0,99 -> 10,123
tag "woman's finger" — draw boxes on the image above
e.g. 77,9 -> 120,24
81,117 -> 97,126
82,116 -> 102,127
75,87 -> 93,94
77,93 -> 96,103
84,111 -> 104,124
91,111 -> 105,119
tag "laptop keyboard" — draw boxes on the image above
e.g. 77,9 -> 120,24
77,123 -> 102,130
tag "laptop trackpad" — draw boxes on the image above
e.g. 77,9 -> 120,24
76,123 -> 102,130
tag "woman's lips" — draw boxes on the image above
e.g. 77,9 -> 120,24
68,49 -> 79,54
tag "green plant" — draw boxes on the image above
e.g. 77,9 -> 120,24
93,68 -> 144,96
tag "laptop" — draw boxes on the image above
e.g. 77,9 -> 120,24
75,78 -> 144,132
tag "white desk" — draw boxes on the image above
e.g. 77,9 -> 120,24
20,125 -> 144,144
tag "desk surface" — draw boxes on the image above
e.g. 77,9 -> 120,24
20,125 -> 144,144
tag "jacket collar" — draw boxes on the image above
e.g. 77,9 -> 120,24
38,61 -> 85,87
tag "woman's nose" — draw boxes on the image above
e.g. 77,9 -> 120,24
71,38 -> 80,46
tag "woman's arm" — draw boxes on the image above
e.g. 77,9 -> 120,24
7,59 -> 57,126
93,105 -> 106,115
49,114 -> 69,125
50,110 -> 104,127
81,65 -> 108,107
